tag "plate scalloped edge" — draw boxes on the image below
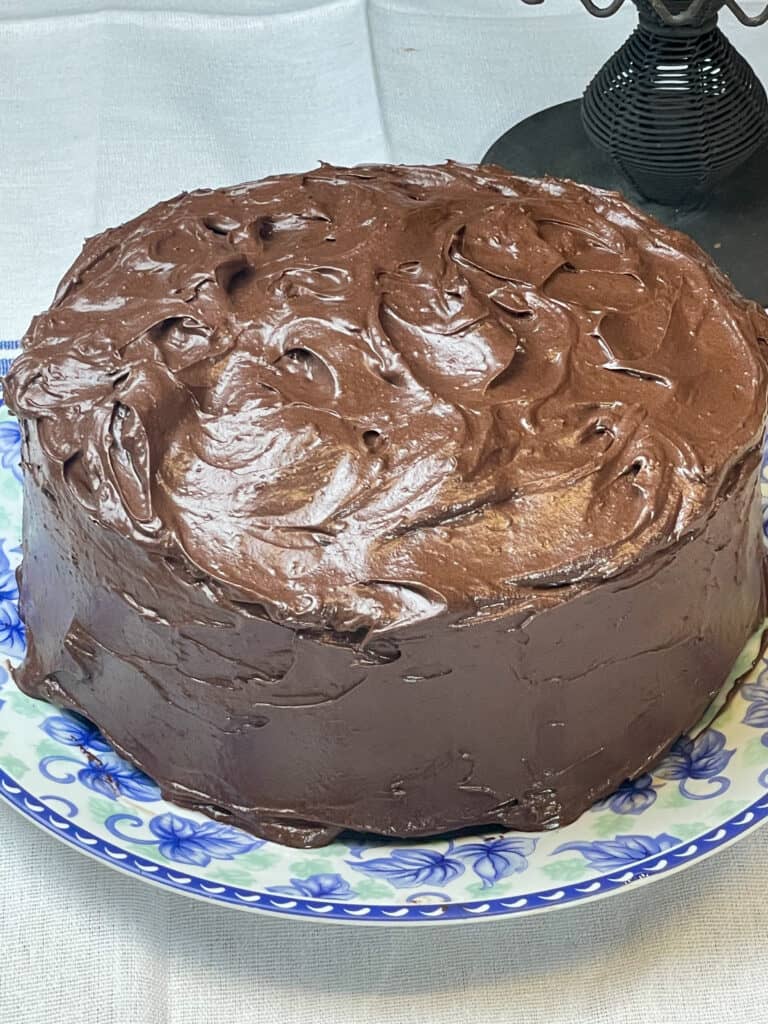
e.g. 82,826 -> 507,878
2,763 -> 768,924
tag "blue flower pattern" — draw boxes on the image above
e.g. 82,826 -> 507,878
0,454 -> 19,708
593,773 -> 657,815
342,834 -> 394,859
741,671 -> 768,788
0,598 -> 24,660
654,728 -> 734,799
0,419 -> 22,484
0,534 -> 23,660
348,836 -> 537,890
267,873 -> 356,900
553,832 -> 681,872
40,752 -> 161,802
454,837 -> 537,887
41,712 -> 112,752
105,811 -> 263,866
348,844 -> 466,889
0,414 -> 24,662
742,671 -> 768,746
39,710 -> 160,802
0,542 -> 18,604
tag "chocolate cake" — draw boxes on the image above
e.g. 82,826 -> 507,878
6,163 -> 768,848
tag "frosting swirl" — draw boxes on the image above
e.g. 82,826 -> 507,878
7,162 -> 768,634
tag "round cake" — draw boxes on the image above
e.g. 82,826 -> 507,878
6,163 -> 768,848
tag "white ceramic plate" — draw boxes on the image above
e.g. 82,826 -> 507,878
1,390 -> 767,925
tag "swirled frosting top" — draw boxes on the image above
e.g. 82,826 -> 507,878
7,163 -> 768,633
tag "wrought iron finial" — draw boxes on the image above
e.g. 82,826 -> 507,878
521,0 -> 628,13
719,0 -> 768,24
523,0 -> 768,203
647,0 -> 768,24
528,0 -> 768,24
579,0 -> 628,17
484,0 -> 768,300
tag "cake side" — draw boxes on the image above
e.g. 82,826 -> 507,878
12,427 -> 767,847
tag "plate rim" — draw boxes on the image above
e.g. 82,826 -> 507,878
3,765 -> 768,926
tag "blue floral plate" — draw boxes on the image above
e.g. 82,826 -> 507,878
1,381 -> 768,925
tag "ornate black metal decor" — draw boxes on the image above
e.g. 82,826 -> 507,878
581,0 -> 768,203
483,0 -> 768,302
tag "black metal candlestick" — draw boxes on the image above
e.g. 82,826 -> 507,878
483,0 -> 768,302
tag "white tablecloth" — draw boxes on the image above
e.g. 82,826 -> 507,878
2,3 -> 768,1021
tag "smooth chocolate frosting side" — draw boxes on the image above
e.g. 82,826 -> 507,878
6,163 -> 768,846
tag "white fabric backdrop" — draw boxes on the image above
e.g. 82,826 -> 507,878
2,2 -> 768,1021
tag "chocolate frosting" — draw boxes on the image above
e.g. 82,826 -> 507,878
7,163 -> 768,847
9,163 -> 768,630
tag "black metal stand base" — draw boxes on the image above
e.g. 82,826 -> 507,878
483,99 -> 768,306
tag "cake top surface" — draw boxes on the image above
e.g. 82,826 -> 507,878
7,162 -> 768,634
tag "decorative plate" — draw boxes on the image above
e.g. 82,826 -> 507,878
1,370 -> 768,925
